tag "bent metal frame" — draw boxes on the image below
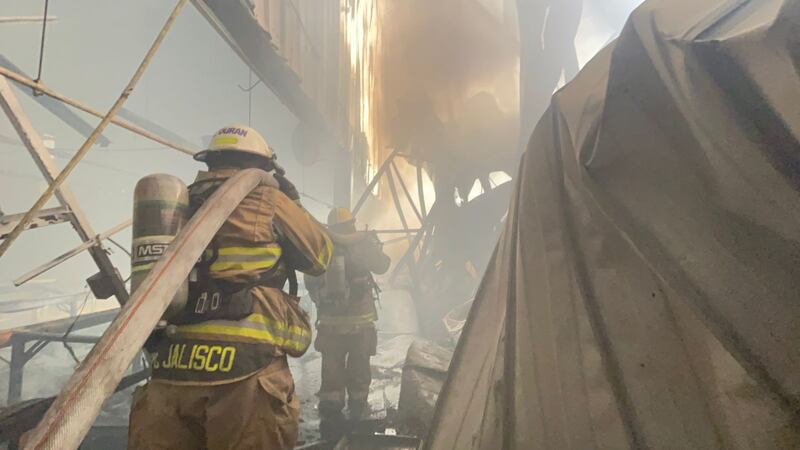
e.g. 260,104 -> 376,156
0,0 -> 194,417
0,0 -> 432,422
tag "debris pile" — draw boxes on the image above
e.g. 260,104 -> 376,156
396,340 -> 453,437
367,335 -> 417,418
292,334 -> 455,446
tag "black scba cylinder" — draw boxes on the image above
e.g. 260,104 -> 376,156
131,174 -> 189,319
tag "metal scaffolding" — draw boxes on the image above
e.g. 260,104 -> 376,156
0,3 -> 191,447
351,150 -> 438,331
0,1 -> 419,447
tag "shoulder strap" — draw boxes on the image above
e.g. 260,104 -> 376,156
288,270 -> 299,296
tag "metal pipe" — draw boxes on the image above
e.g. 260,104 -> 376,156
22,168 -> 271,450
14,220 -> 132,287
382,236 -> 411,245
373,229 -> 421,234
385,167 -> 411,236
0,310 -> 119,348
11,332 -> 99,345
7,338 -> 25,403
0,207 -> 71,239
390,161 -> 423,223
352,148 -> 400,216
391,206 -> 436,279
417,164 -> 427,219
0,0 -> 189,260
0,16 -> 58,24
0,67 -> 195,156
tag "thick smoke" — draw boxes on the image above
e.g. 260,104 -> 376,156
375,0 -> 520,195
356,0 -> 521,337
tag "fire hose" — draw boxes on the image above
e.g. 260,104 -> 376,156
22,169 -> 275,450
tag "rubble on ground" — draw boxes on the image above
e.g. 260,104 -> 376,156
294,337 -> 456,446
396,339 -> 453,437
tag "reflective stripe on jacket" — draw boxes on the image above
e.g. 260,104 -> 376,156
206,245 -> 283,275
175,311 -> 311,353
152,168 -> 331,385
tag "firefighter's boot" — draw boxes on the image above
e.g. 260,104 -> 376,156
348,394 -> 370,422
319,400 -> 346,443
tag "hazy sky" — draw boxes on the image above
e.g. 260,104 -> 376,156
577,0 -> 646,67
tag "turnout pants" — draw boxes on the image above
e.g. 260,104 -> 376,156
128,357 -> 298,450
316,326 -> 377,418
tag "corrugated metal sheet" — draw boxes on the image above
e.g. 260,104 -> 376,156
252,1 -> 344,140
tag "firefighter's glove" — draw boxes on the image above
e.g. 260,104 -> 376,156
275,173 -> 301,201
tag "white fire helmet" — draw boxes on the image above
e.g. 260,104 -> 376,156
194,124 -> 275,162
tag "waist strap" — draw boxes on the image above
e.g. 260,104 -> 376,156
175,312 -> 311,353
317,311 -> 377,327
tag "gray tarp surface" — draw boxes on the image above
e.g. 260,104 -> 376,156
426,0 -> 800,448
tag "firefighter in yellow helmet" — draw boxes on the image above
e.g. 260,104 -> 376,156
305,207 -> 391,441
128,125 -> 332,450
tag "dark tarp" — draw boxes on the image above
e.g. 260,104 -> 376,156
426,0 -> 800,448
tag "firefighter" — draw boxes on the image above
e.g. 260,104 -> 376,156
128,125 -> 332,450
305,207 -> 391,441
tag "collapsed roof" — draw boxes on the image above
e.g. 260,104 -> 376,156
427,0 -> 800,448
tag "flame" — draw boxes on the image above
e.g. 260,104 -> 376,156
343,0 -> 381,187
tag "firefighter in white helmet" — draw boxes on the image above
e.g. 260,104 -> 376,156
305,207 -> 391,441
129,124 -> 332,450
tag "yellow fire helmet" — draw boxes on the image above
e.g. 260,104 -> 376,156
194,124 -> 275,162
327,207 -> 355,227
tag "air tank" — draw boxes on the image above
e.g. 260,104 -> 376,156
321,254 -> 349,302
131,174 -> 189,319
